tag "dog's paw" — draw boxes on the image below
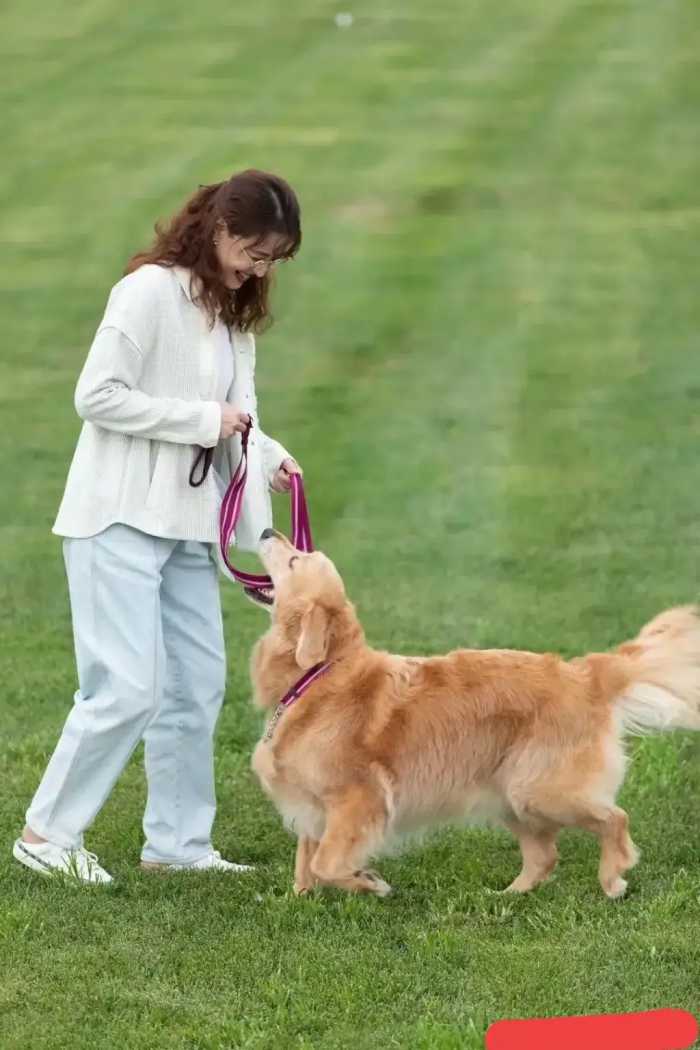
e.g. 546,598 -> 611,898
503,872 -> 554,894
293,881 -> 316,896
603,876 -> 628,900
503,879 -> 530,894
361,870 -> 392,897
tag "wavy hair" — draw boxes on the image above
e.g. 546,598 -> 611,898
125,169 -> 301,331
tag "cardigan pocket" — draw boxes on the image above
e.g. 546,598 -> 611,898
144,442 -> 170,523
148,441 -> 159,483
143,442 -> 218,530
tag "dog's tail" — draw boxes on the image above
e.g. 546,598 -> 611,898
611,605 -> 700,735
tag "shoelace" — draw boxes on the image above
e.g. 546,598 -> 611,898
61,847 -> 103,879
67,848 -> 101,869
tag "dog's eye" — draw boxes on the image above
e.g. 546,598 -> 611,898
288,556 -> 299,569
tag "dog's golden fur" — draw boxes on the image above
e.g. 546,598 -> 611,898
250,532 -> 700,899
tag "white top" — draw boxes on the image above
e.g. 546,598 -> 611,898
52,264 -> 291,551
214,331 -> 234,402
212,324 -> 234,491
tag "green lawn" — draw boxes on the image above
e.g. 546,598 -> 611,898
1,1 -> 699,1046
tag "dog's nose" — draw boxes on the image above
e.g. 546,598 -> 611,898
260,528 -> 276,541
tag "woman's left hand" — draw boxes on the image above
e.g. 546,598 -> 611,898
271,457 -> 303,493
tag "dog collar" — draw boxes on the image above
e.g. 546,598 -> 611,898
263,661 -> 333,742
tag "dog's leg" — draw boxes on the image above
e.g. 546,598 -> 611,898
503,821 -> 559,893
310,785 -> 391,896
525,794 -> 639,898
579,804 -> 639,899
294,835 -> 320,895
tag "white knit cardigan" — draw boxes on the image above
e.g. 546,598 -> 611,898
52,264 -> 291,553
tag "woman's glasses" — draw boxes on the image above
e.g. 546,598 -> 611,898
239,243 -> 289,276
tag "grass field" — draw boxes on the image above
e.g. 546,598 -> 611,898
1,0 -> 700,1046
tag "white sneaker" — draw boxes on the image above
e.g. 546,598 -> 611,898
141,849 -> 254,873
13,838 -> 113,884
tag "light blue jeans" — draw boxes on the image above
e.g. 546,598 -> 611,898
26,524 -> 227,864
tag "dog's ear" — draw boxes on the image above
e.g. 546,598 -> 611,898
295,604 -> 330,669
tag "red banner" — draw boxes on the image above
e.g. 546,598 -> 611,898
485,1008 -> 698,1050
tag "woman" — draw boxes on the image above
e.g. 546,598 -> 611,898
13,169 -> 302,883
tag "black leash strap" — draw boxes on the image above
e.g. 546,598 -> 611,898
189,446 -> 214,487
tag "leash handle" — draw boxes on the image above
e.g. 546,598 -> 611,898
205,421 -> 312,594
189,446 -> 214,487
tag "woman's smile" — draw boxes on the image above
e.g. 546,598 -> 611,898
228,268 -> 249,289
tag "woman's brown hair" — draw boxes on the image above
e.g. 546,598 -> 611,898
125,169 -> 301,332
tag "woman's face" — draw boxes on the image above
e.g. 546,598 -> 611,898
214,225 -> 288,290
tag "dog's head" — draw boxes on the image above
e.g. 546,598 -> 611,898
258,529 -> 363,669
634,605 -> 700,644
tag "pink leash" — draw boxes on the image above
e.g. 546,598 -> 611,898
190,421 -> 314,606
190,422 -> 331,734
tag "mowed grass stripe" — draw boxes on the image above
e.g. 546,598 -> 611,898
1,1 -> 700,1048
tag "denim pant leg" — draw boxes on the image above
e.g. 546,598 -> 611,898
25,525 -> 173,849
141,540 -> 227,864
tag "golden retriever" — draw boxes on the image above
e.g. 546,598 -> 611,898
250,530 -> 700,899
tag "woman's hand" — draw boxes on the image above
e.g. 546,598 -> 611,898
219,405 -> 250,439
271,457 -> 303,493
